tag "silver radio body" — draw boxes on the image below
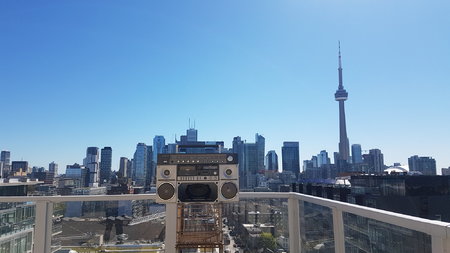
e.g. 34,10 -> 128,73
156,153 -> 239,203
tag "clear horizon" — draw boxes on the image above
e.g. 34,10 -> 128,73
1,1 -> 449,172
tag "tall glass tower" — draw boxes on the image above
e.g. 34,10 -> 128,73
100,147 -> 112,185
282,142 -> 300,178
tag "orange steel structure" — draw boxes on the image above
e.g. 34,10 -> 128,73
176,203 -> 223,253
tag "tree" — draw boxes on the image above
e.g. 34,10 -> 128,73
258,232 -> 277,251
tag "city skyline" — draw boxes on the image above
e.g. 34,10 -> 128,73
1,1 -> 449,171
0,129 -> 444,174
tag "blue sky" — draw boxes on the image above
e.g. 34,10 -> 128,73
1,0 -> 449,172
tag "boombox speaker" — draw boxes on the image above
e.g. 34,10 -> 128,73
156,153 -> 239,203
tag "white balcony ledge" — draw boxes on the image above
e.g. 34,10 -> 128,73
1,192 -> 449,253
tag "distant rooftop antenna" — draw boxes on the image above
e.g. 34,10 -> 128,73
194,119 -> 196,129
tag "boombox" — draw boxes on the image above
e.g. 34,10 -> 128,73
156,153 -> 239,203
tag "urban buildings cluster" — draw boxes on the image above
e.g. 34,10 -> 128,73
0,129 -> 444,192
0,46 -> 446,192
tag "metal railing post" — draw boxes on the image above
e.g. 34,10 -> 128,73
34,200 -> 53,253
432,226 -> 450,253
288,194 -> 301,253
332,207 -> 345,253
165,203 -> 177,253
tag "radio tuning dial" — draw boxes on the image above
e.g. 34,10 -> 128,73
227,155 -> 233,162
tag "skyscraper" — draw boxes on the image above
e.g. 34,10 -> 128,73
146,145 -> 154,186
442,167 -> 450,176
282,142 -> 300,178
242,143 -> 258,189
255,134 -> 265,172
11,161 -> 29,174
351,144 -> 363,164
317,150 -> 330,167
0,151 -> 10,166
132,143 -> 148,186
167,143 -> 178,153
334,43 -> 350,162
153,136 -> 166,165
99,147 -> 112,185
66,163 -> 87,188
119,157 -> 130,178
408,156 -> 437,175
232,136 -> 245,187
265,150 -> 278,171
234,134 -> 265,190
83,147 -> 99,187
186,128 -> 198,142
46,162 -> 58,185
363,149 -> 385,174
0,151 -> 10,178
49,162 -> 58,175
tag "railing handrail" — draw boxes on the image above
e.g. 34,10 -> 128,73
1,191 -> 450,239
239,192 -> 450,238
0,193 -> 157,202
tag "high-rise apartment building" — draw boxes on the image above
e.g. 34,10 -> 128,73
282,142 -> 300,178
351,144 -> 363,164
265,150 -> 278,171
83,147 -> 99,187
408,156 -> 437,175
99,147 -> 112,185
0,182 -> 36,252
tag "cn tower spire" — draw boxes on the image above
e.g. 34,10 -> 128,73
334,41 -> 350,162
338,41 -> 344,90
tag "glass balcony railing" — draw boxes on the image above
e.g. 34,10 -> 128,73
1,192 -> 450,253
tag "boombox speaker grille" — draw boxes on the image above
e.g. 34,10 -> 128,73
221,182 -> 238,199
158,183 -> 175,200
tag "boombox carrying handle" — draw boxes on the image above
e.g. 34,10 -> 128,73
176,144 -> 221,152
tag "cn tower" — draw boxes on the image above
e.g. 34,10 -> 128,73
334,42 -> 350,161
